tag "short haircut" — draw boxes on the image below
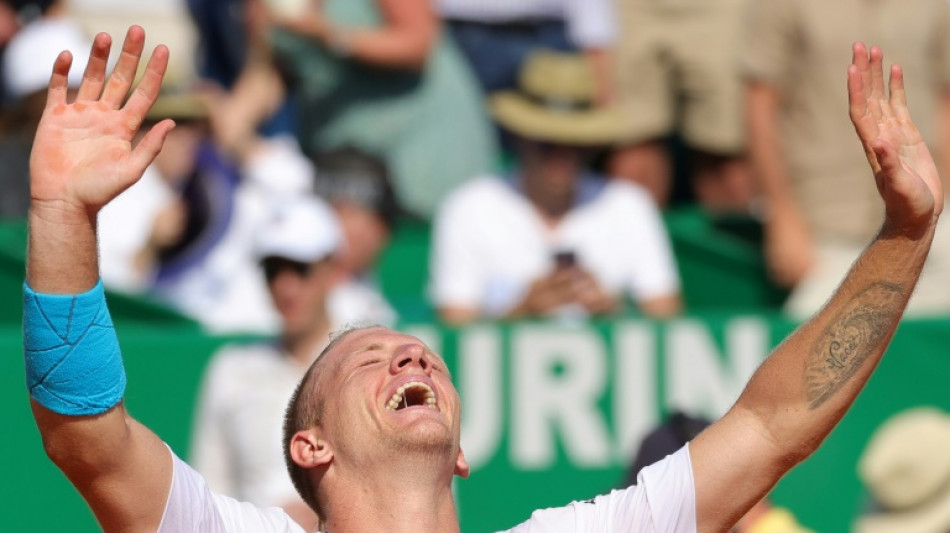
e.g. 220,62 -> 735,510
281,323 -> 381,515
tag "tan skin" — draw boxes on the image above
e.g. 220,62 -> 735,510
24,29 -> 941,533
303,64 -> 943,529
290,327 -> 469,533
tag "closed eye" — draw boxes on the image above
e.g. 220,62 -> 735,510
359,357 -> 383,368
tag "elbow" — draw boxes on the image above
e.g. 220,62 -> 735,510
731,402 -> 822,469
35,403 -> 132,478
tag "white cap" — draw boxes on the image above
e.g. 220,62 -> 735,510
3,18 -> 92,99
255,196 -> 342,263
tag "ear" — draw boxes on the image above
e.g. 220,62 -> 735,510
289,430 -> 333,468
454,447 -> 470,479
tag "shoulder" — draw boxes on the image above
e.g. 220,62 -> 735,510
584,178 -> 660,218
436,175 -> 522,222
442,175 -> 516,207
159,450 -> 305,533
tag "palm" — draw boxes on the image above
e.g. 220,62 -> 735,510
849,43 -> 943,229
32,103 -> 136,209
29,28 -> 173,214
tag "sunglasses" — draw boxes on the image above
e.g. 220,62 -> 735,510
261,257 -> 314,283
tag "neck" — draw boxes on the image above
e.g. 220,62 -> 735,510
521,176 -> 573,226
320,452 -> 460,533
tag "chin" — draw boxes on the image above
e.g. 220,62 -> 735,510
387,425 -> 455,458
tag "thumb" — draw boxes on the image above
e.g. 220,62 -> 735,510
871,139 -> 900,179
129,119 -> 175,176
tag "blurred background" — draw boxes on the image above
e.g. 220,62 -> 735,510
3,0 -> 950,531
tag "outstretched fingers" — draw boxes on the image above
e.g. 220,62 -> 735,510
76,33 -> 112,102
45,51 -> 73,109
849,43 -> 882,173
123,44 -> 169,130
888,64 -> 912,124
101,26 -> 146,108
869,46 -> 892,116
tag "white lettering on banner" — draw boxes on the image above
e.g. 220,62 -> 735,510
511,326 -> 611,469
666,319 -> 769,419
613,323 -> 659,462
443,318 -> 772,472
458,327 -> 503,469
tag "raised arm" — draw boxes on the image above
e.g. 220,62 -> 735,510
690,43 -> 942,533
25,27 -> 175,532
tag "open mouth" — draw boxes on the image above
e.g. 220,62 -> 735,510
386,381 -> 437,411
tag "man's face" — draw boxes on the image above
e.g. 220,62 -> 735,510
313,327 -> 468,475
263,256 -> 335,338
519,139 -> 583,198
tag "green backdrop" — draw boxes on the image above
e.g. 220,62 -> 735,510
4,316 -> 950,532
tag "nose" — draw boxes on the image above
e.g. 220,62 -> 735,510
390,343 -> 432,375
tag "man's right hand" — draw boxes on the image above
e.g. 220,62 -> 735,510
29,27 -> 173,221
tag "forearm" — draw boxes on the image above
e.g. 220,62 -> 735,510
738,222 -> 933,456
318,25 -> 435,71
27,202 -> 98,293
692,223 -> 933,533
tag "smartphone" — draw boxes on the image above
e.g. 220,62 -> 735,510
553,250 -> 577,270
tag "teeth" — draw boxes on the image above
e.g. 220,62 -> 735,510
385,381 -> 437,410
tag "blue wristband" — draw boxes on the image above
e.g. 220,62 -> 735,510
22,280 -> 126,415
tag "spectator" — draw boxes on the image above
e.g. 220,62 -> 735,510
232,0 -> 499,218
190,196 -> 342,531
435,0 -> 616,103
609,0 -> 754,213
312,147 -> 399,327
0,2 -> 87,219
97,87 -> 314,334
429,51 -> 681,324
625,411 -> 814,533
742,0 -> 950,318
0,0 -> 25,104
854,407 -> 950,533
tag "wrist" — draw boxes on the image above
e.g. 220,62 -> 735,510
29,198 -> 95,228
879,213 -> 939,242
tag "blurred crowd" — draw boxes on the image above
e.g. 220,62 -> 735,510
5,0 -> 950,332
4,0 -> 950,530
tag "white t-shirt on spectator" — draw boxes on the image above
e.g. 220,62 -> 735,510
190,342 -> 312,511
158,444 -> 696,532
429,176 -> 680,316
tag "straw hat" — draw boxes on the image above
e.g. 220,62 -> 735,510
854,407 -> 950,533
489,50 -> 626,146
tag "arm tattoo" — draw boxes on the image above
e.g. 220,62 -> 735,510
803,282 -> 905,410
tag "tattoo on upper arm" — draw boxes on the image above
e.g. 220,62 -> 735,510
803,282 -> 904,410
